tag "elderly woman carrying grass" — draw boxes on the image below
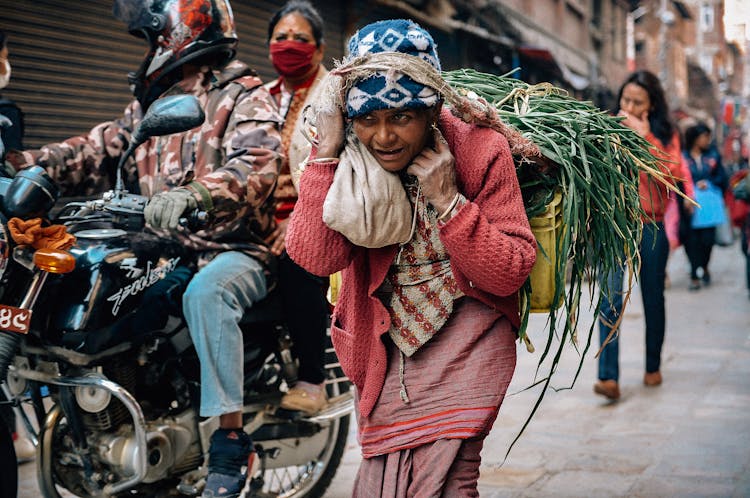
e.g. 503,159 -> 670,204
286,19 -> 536,497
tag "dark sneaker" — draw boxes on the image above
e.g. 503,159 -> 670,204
201,429 -> 254,498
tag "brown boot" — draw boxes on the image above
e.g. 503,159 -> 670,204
593,380 -> 620,400
643,371 -> 662,386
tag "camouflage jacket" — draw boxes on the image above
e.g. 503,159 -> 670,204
9,60 -> 283,274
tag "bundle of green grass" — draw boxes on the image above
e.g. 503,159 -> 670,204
442,69 -> 678,450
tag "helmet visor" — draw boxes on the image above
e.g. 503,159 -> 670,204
112,0 -> 153,33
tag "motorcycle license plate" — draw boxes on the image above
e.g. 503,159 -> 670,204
0,304 -> 32,334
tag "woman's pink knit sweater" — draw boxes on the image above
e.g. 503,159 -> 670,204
286,109 -> 537,418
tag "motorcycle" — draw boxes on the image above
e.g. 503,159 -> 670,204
0,95 -> 353,498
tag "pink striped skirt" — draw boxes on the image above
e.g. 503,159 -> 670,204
353,298 -> 517,497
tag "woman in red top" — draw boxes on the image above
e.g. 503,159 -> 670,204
594,70 -> 684,401
286,19 -> 536,497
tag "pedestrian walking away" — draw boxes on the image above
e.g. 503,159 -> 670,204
286,19 -> 537,497
595,70 -> 683,401
731,169 -> 750,298
682,122 -> 730,290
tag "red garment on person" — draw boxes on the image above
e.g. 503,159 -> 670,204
640,132 -> 682,222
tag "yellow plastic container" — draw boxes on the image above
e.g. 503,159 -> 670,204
528,192 -> 563,313
328,271 -> 342,305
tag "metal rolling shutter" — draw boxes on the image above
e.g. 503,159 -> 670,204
0,0 -> 348,149
0,0 -> 143,148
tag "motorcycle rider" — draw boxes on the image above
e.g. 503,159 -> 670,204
7,1 -> 282,496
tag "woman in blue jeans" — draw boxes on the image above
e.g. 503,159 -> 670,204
597,223 -> 669,396
594,71 -> 683,401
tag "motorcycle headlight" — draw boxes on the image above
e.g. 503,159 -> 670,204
2,166 -> 59,219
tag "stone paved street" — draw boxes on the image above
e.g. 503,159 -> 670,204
18,240 -> 750,497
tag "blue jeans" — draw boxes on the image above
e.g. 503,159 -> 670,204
184,251 -> 268,417
598,222 -> 669,381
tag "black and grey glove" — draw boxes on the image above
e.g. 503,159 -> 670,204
144,188 -> 198,230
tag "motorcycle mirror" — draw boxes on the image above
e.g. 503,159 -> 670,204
115,95 -> 205,193
131,95 -> 206,148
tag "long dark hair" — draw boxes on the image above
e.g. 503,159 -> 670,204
615,70 -> 675,148
268,0 -> 325,47
684,122 -> 711,152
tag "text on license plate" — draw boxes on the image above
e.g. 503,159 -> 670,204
0,304 -> 32,334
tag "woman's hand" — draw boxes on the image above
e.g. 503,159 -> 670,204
407,128 -> 459,214
618,110 -> 651,138
314,106 -> 346,158
696,179 -> 709,190
264,218 -> 289,256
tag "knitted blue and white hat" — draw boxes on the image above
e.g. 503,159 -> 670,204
345,19 -> 441,118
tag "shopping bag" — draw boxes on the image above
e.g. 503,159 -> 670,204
714,212 -> 734,246
691,183 -> 728,229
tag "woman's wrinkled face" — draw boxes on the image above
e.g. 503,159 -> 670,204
619,82 -> 651,119
351,107 -> 435,172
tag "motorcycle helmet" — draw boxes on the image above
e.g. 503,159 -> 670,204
113,0 -> 238,110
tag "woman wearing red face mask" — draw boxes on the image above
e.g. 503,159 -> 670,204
266,0 -> 327,207
264,0 -> 331,416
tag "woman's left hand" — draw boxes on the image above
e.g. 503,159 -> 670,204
407,128 -> 459,213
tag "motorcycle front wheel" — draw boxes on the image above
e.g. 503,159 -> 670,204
255,336 -> 351,498
257,411 -> 349,498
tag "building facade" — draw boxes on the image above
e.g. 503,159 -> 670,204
5,0 -> 728,149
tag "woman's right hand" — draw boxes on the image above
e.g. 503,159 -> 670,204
618,110 -> 650,138
314,106 -> 346,158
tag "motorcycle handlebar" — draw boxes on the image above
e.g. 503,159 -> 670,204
178,209 -> 209,231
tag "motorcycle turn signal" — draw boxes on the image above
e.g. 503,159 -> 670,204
33,248 -> 76,274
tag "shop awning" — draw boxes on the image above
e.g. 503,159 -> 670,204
518,46 -> 590,90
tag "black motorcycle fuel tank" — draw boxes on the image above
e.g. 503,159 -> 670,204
47,227 -> 187,337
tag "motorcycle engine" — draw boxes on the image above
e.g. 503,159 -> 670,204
56,355 -> 203,489
96,410 -> 202,483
